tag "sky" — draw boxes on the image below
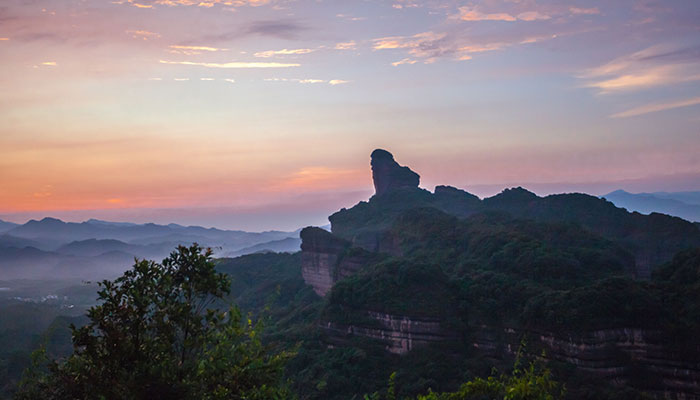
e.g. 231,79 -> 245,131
1,0 -> 699,230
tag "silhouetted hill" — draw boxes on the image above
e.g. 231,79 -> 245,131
224,237 -> 301,257
603,190 -> 700,222
0,218 -> 301,280
0,220 -> 18,234
55,238 -> 169,259
329,153 -> 700,279
287,149 -> 700,398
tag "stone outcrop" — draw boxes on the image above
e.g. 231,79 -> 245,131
324,311 -> 456,354
300,227 -> 375,296
471,326 -> 700,398
371,149 -> 420,197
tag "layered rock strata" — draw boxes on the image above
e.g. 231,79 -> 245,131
300,227 -> 374,296
324,311 -> 456,354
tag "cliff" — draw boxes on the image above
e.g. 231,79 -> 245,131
295,149 -> 700,397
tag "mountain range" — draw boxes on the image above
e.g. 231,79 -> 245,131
0,218 -> 302,280
603,190 -> 700,222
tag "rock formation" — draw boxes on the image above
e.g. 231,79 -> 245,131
370,149 -> 420,197
300,227 -> 376,296
324,311 -> 456,354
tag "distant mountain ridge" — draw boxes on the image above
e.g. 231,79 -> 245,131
0,220 -> 19,234
603,190 -> 700,222
0,218 -> 301,280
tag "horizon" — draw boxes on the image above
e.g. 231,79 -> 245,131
2,0 -> 699,230
2,176 -> 698,231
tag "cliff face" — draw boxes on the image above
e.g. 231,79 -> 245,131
370,149 -> 420,197
324,311 -> 456,354
297,149 -> 700,397
472,326 -> 700,398
300,227 -> 347,296
300,227 -> 377,296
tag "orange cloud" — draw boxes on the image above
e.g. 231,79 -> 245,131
334,41 -> 356,50
453,7 -> 516,22
159,59 -> 300,68
126,30 -> 161,40
254,48 -> 314,58
453,6 -> 552,22
168,45 -> 227,55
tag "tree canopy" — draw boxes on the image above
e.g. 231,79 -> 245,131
15,244 -> 292,400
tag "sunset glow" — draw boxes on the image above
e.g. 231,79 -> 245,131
1,0 -> 699,230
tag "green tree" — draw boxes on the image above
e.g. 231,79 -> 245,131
414,355 -> 563,400
15,244 -> 292,400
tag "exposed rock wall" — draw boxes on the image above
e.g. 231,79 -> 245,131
324,311 -> 456,354
325,316 -> 700,396
300,227 -> 348,296
371,149 -> 420,197
471,326 -> 700,399
300,227 -> 376,296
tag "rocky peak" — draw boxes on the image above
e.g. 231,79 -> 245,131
370,149 -> 420,197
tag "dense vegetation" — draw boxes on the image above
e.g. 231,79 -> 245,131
216,206 -> 700,399
5,193 -> 700,398
14,245 -> 292,400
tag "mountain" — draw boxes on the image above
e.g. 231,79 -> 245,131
55,239 -> 170,259
6,218 -> 296,248
0,220 -> 19,234
0,219 -> 301,280
652,191 -> 700,206
284,149 -> 700,399
603,189 -> 700,222
224,237 -> 301,257
329,153 -> 700,280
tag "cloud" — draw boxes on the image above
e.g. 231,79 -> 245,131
41,61 -> 57,66
335,14 -> 366,21
126,30 -> 160,40
452,6 -> 554,22
200,78 -> 215,81
392,58 -> 418,66
569,7 -> 600,15
581,45 -> 700,93
246,20 -> 306,39
453,6 -> 516,22
159,60 -> 300,68
223,78 -> 236,83
516,11 -> 551,21
373,31 -> 447,57
160,19 -> 307,44
0,37 -> 8,41
254,48 -> 314,58
169,45 -> 227,55
119,0 -> 272,9
611,97 -> 700,118
334,41 -> 356,50
264,78 -> 349,85
375,31 -> 509,64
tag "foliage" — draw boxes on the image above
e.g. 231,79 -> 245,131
365,351 -> 564,400
14,244 -> 292,400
